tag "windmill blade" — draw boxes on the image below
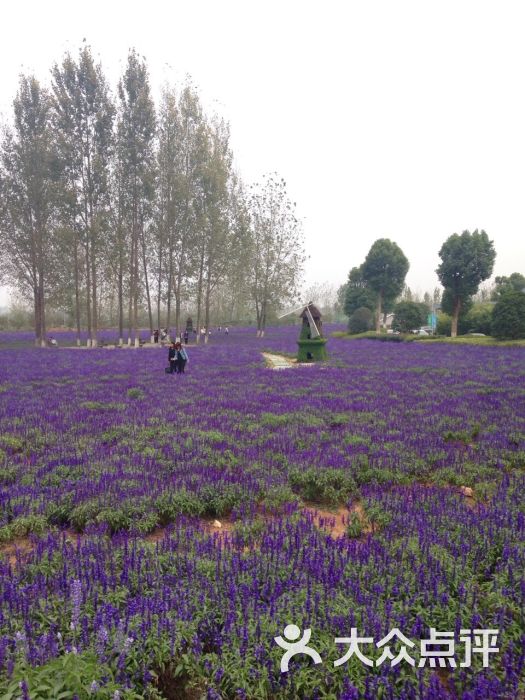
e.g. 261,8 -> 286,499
305,305 -> 320,338
277,303 -> 306,319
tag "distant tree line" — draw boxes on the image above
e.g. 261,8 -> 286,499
0,46 -> 304,346
340,231 -> 525,339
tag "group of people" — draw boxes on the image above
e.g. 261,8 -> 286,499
153,328 -> 169,343
167,342 -> 189,374
199,326 -> 229,336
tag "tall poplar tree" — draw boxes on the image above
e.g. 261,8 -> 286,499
248,174 -> 305,336
51,45 -> 114,347
117,50 -> 156,346
0,75 -> 57,346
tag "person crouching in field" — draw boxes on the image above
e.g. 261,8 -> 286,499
176,342 -> 189,373
168,341 -> 178,373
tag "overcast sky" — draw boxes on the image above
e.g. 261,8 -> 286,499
1,0 -> 524,306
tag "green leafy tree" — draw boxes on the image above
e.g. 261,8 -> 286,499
436,229 -> 496,337
343,266 -> 377,318
248,173 -> 305,337
491,291 -> 525,339
51,45 -> 115,347
0,75 -> 58,346
491,272 -> 525,300
117,50 -> 156,346
361,239 -> 409,333
195,118 -> 235,344
348,306 -> 374,334
392,301 -> 427,333
436,312 -> 452,336
462,303 -> 493,335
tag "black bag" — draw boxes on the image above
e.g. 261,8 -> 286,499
165,366 -> 171,374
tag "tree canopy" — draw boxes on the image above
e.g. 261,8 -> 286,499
348,306 -> 374,334
247,174 -> 305,336
361,239 -> 409,333
436,229 -> 496,337
492,272 -> 525,300
392,301 -> 427,333
492,291 -> 525,339
343,266 -> 377,317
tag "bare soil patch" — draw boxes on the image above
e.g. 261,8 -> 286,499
303,502 -> 372,539
0,536 -> 35,568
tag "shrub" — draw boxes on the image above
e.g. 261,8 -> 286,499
463,303 -> 493,335
492,291 -> 525,339
363,502 -> 392,532
3,650 -> 123,699
346,512 -> 364,538
0,515 -> 48,543
288,467 -> 357,505
199,484 -> 245,517
69,500 -> 102,531
392,301 -> 427,333
0,465 -> 17,485
45,496 -> 74,526
155,489 -> 205,524
96,507 -> 132,534
436,312 -> 451,336
261,485 -> 299,512
348,307 -> 374,334
127,387 -> 145,400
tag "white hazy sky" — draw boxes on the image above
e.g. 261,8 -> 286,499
1,0 -> 525,306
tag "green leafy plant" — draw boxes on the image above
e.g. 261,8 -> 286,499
289,467 -> 357,505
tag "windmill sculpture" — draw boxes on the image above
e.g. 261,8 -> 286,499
278,301 -> 328,362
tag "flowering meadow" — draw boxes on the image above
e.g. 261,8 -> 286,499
0,327 -> 524,699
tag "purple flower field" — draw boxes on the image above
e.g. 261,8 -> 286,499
0,328 -> 524,699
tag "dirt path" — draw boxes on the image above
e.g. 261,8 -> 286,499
262,352 -> 296,369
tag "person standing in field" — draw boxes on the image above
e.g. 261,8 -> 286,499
168,341 -> 178,373
176,342 -> 189,374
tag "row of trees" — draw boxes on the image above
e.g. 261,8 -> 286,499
436,273 -> 525,339
340,230 -> 524,338
343,232 -> 525,339
0,46 -> 305,346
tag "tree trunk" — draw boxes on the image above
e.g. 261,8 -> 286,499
73,240 -> 82,346
118,255 -> 124,347
34,286 -> 41,347
127,223 -> 135,346
140,223 -> 154,343
260,301 -> 266,338
133,242 -> 139,347
132,183 -> 139,348
375,290 -> 383,333
156,245 -> 163,341
451,297 -> 461,338
91,253 -> 98,347
204,276 -> 211,345
85,238 -> 92,347
174,289 -> 181,343
38,273 -> 46,348
195,248 -> 205,344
